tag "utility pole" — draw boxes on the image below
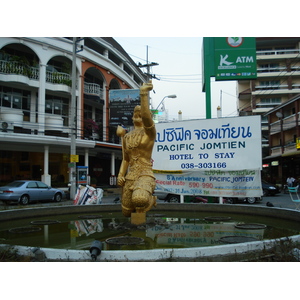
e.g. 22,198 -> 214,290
69,37 -> 77,200
137,45 -> 159,80
137,46 -> 159,108
69,37 -> 84,200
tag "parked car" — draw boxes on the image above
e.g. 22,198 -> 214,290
154,188 -> 180,203
154,180 -> 275,204
224,196 -> 262,204
262,180 -> 280,196
153,189 -> 180,202
224,181 -> 279,204
0,180 -> 65,205
153,188 -> 207,203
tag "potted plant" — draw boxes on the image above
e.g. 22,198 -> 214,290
85,119 -> 99,140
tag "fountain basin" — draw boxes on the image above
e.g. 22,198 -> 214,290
1,203 -> 300,261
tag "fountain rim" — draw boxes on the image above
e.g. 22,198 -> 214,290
1,203 -> 300,261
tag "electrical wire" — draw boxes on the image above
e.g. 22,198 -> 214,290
150,72 -> 201,83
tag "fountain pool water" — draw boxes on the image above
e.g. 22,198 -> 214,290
1,203 -> 300,261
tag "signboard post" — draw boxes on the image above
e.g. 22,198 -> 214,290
202,37 -> 215,119
202,37 -> 257,119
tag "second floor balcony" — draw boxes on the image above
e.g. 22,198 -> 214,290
84,82 -> 104,99
257,48 -> 300,57
270,114 -> 297,135
46,70 -> 71,86
0,60 -> 39,80
270,141 -> 298,157
0,106 -> 120,143
0,60 -> 72,86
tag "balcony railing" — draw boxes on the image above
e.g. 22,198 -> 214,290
270,120 -> 281,135
257,66 -> 300,74
257,66 -> 285,73
257,49 -> 300,56
255,84 -> 288,90
282,114 -> 296,131
270,143 -> 298,157
84,82 -> 104,99
0,60 -> 39,80
270,114 -> 297,135
271,146 -> 282,156
46,71 -> 71,86
0,60 -> 73,86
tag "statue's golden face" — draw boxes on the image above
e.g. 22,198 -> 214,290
132,106 -> 142,125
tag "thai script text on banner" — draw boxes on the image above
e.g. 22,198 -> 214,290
152,116 -> 262,172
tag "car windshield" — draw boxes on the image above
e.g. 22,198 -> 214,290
5,181 -> 25,187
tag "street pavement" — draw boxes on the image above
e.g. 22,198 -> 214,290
0,190 -> 298,211
254,192 -> 299,210
108,192 -> 297,209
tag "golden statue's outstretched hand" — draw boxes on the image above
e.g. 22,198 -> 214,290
117,175 -> 126,187
116,125 -> 126,137
140,81 -> 153,94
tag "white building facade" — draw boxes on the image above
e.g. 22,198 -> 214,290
0,37 -> 146,187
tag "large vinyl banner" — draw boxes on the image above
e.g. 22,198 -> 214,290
154,170 -> 262,198
152,116 -> 262,197
109,89 -> 140,127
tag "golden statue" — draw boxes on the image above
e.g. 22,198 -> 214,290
117,81 -> 156,217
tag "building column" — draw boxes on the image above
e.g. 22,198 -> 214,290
30,89 -> 37,124
41,145 -> 51,185
110,152 -> 116,185
296,100 -> 300,137
84,148 -> 89,168
111,152 -> 115,176
84,148 -> 90,184
105,86 -> 110,142
38,63 -> 46,135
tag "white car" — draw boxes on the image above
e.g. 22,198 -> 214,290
153,188 -> 180,203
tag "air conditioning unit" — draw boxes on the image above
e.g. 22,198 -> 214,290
1,121 -> 13,132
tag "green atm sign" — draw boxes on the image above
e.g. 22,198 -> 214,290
214,37 -> 257,81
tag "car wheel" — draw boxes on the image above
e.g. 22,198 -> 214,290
167,194 -> 180,203
54,193 -> 62,202
246,197 -> 256,204
226,198 -> 234,204
19,194 -> 29,205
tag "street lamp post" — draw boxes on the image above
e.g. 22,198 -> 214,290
155,94 -> 177,111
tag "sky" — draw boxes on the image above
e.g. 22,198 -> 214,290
114,37 -> 238,121
7,2 -> 293,123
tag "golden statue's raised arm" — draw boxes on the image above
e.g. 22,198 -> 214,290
140,81 -> 154,128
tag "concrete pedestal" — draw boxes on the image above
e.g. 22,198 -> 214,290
131,212 -> 146,225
